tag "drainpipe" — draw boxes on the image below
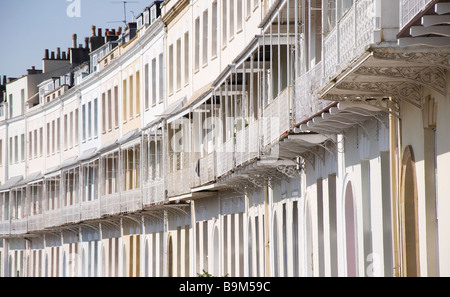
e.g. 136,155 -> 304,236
389,97 -> 400,277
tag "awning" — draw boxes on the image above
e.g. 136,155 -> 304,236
77,148 -> 98,163
119,129 -> 141,145
60,156 -> 80,170
0,176 -> 24,192
14,172 -> 43,188
167,83 -> 214,123
99,140 -> 120,154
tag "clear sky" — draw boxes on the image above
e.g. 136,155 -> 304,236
0,0 -> 155,79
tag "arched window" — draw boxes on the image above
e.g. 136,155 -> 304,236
401,146 -> 420,277
345,181 -> 357,277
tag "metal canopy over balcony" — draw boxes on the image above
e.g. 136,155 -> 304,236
320,44 -> 450,115
399,0 -> 450,47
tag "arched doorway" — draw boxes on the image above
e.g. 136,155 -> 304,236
145,240 -> 150,277
168,236 -> 174,277
122,244 -> 127,277
272,212 -> 279,277
247,220 -> 253,277
213,226 -> 220,277
345,181 -> 357,277
304,197 -> 313,277
401,146 -> 420,277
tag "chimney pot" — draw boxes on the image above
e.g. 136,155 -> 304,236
44,49 -> 49,60
85,37 -> 89,49
72,34 -> 77,48
62,51 -> 67,60
2,76 -> 6,85
98,28 -> 102,37
51,51 -> 55,60
92,25 -> 96,37
57,47 -> 61,59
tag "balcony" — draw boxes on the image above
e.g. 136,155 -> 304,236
81,199 -> 100,221
120,188 -> 142,214
62,204 -> 81,225
143,179 -> 165,206
235,120 -> 259,167
295,62 -> 332,124
44,209 -> 62,229
167,165 -> 191,198
216,138 -> 235,178
10,218 -> 27,235
101,193 -> 121,217
28,214 -> 44,232
323,0 -> 383,84
0,220 -> 10,235
262,86 -> 293,148
191,151 -> 216,188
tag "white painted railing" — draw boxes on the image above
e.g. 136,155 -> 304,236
323,0 -> 378,82
0,220 -> 10,235
80,200 -> 100,221
400,0 -> 433,29
262,86 -> 292,148
44,209 -> 62,229
295,62 -> 329,123
217,138 -> 235,178
143,179 -> 165,206
10,218 -> 28,235
62,205 -> 81,225
168,165 -> 191,197
28,214 -> 44,232
235,120 -> 259,167
100,193 -> 121,216
121,188 -> 142,213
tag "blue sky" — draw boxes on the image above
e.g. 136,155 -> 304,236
0,0 -> 154,78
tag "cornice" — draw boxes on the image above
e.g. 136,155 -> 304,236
161,0 -> 190,25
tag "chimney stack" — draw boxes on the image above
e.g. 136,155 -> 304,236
57,47 -> 61,59
44,49 -> 49,60
72,34 -> 77,48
